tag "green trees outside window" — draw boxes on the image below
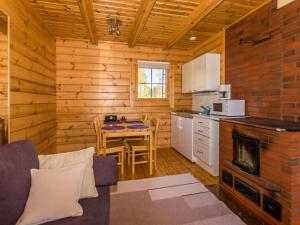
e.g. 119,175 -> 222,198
138,67 -> 167,99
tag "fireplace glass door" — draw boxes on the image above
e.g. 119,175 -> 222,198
232,132 -> 260,176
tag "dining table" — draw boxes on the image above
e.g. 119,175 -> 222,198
101,120 -> 154,175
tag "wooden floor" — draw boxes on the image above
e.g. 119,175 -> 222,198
118,147 -> 267,225
119,147 -> 218,185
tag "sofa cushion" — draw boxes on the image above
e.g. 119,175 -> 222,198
17,164 -> 86,225
43,186 -> 110,225
93,156 -> 118,186
39,147 -> 98,199
0,141 -> 39,225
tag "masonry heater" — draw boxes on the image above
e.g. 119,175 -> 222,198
232,132 -> 260,176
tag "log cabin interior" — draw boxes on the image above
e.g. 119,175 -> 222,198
1,0 -> 300,225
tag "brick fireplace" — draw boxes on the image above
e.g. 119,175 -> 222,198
232,132 -> 260,176
226,0 -> 300,122
222,1 -> 300,223
220,118 -> 300,225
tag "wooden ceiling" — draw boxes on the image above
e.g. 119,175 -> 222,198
29,0 -> 270,50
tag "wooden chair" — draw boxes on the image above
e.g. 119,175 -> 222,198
127,118 -> 160,174
124,114 -> 152,165
142,114 -> 152,125
93,116 -> 125,174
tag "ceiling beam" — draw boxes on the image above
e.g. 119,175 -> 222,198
128,0 -> 157,48
164,0 -> 224,49
77,0 -> 98,45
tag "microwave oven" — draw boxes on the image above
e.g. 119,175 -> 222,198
211,99 -> 245,116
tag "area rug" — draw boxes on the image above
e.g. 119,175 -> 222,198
110,173 -> 246,225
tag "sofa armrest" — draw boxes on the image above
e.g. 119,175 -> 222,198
93,156 -> 118,186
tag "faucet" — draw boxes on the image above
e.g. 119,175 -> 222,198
201,105 -> 210,115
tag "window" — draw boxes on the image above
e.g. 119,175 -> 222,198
137,61 -> 169,99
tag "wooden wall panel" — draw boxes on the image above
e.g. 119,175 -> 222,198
56,39 -> 192,152
0,0 -> 56,154
0,30 -> 8,139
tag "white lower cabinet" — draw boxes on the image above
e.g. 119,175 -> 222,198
171,115 -> 179,150
193,116 -> 219,176
171,114 -> 195,162
171,113 -> 219,175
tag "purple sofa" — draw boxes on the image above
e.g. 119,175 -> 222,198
0,141 -> 118,225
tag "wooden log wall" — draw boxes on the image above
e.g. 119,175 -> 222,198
0,1 -> 57,154
56,39 -> 193,153
0,30 -> 8,140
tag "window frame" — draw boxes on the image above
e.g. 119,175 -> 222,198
136,61 -> 169,100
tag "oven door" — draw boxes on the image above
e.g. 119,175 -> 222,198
211,102 -> 226,115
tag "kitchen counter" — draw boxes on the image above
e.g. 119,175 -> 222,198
221,117 -> 300,132
170,112 -> 194,119
171,111 -> 245,121
192,114 -> 244,121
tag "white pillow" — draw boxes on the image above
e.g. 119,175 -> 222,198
38,147 -> 98,199
16,163 -> 86,225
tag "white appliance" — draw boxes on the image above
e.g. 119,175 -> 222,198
219,84 -> 231,99
171,113 -> 195,162
211,99 -> 245,116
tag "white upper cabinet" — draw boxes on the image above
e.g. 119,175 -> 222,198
192,55 -> 206,92
182,61 -> 193,93
182,53 -> 220,93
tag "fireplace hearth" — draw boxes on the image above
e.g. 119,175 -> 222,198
219,118 -> 300,224
232,132 -> 260,176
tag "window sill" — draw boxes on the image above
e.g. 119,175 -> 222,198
136,98 -> 169,101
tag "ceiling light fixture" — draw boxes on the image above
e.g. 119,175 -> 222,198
108,17 -> 121,36
189,36 -> 197,41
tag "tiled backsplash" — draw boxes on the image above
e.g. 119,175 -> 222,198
192,92 -> 219,111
